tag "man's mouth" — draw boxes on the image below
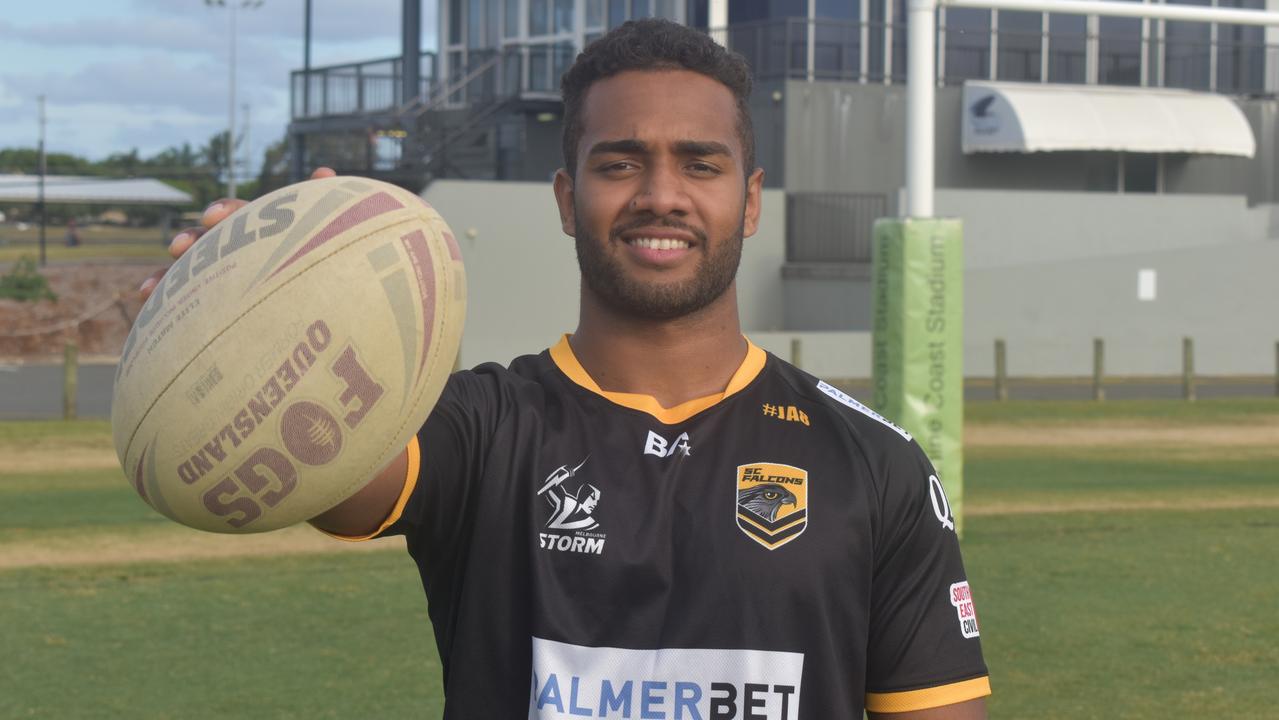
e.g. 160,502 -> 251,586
626,237 -> 691,251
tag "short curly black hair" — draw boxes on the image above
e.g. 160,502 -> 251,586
559,18 -> 755,178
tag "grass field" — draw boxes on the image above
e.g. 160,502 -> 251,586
2,399 -> 1277,718
0,224 -> 170,264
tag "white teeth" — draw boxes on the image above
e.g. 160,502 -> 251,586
629,237 -> 689,250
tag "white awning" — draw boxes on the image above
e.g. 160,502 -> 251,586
961,81 -> 1256,158
0,174 -> 193,205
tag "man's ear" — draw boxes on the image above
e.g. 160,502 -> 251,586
552,168 -> 576,237
742,167 -> 765,239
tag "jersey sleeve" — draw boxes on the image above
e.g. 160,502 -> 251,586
864,436 -> 990,714
321,367 -> 503,544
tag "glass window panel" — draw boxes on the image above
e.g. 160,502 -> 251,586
814,20 -> 860,79
944,7 -> 991,82
587,0 -> 604,27
469,0 -> 483,46
555,0 -> 574,32
891,0 -> 908,83
609,0 -> 626,28
553,41 -> 575,88
633,0 -> 651,18
996,10 -> 1042,82
1163,0 -> 1210,88
1047,13 -> 1086,83
788,16 -> 808,78
530,44 -> 551,90
868,0 -> 885,81
450,0 -> 464,44
1098,14 -> 1141,86
505,0 -> 520,36
1217,0 -> 1265,93
530,0 -> 550,35
485,0 -> 500,45
816,0 -> 858,20
731,0 -> 772,23
1124,154 -> 1158,193
656,0 -> 676,20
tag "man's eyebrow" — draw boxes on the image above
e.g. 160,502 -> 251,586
673,140 -> 732,157
588,139 -> 648,156
586,139 -> 733,157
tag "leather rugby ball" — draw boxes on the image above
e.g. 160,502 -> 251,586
111,176 -> 465,533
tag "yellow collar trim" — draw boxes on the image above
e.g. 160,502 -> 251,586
549,334 -> 766,425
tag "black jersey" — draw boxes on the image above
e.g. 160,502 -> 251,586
344,336 -> 989,718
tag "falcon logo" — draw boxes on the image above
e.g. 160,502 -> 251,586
537,457 -> 607,554
735,463 -> 808,550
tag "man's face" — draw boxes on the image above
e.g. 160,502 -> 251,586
553,69 -> 764,320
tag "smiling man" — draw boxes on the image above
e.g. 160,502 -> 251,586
158,18 -> 989,720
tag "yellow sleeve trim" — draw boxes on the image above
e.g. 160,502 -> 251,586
323,435 -> 421,542
865,676 -> 991,714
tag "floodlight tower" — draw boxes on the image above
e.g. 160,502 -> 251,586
207,0 -> 264,199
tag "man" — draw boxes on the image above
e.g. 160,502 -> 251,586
149,19 -> 989,719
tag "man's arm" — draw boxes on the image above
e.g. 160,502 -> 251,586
869,697 -> 987,720
308,448 -> 410,536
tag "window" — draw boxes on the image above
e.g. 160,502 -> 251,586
1217,0 -> 1265,94
609,0 -> 626,28
530,0 -> 549,35
586,0 -> 604,28
469,0 -> 483,46
633,0 -> 651,18
1164,0 -> 1211,90
450,0 -> 464,44
944,7 -> 991,82
555,0 -> 574,32
505,0 -> 520,37
1123,154 -> 1158,193
1098,14 -> 1142,86
997,10 -> 1042,82
1047,13 -> 1086,84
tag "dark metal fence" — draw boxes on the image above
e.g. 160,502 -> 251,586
290,17 -> 1279,123
290,53 -> 439,119
786,193 -> 889,264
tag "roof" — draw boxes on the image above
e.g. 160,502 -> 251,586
0,174 -> 194,205
961,81 -> 1257,158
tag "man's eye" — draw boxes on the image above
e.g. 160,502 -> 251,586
602,161 -> 637,172
688,162 -> 720,175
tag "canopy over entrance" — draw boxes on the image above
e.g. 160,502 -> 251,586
0,175 -> 193,205
961,81 -> 1257,158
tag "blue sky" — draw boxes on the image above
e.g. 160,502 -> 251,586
0,0 -> 437,175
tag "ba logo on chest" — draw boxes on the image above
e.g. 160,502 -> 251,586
735,463 -> 808,550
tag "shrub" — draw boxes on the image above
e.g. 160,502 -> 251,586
0,256 -> 57,302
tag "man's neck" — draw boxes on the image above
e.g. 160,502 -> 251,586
570,288 -> 748,409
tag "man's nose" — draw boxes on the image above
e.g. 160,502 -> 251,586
630,163 -> 692,217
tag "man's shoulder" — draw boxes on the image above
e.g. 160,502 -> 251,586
765,357 -> 915,449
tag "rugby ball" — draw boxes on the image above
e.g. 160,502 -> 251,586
111,176 -> 465,533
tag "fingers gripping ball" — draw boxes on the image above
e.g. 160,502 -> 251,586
111,177 -> 466,533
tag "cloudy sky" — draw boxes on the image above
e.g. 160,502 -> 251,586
0,0 -> 436,175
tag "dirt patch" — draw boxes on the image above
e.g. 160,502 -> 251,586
0,447 -> 120,473
0,524 -> 405,571
0,262 -> 163,358
966,420 -> 1279,449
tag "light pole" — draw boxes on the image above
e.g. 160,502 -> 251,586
206,0 -> 263,199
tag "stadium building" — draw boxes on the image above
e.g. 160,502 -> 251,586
288,0 -> 1279,383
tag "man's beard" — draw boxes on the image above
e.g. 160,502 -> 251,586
574,213 -> 743,321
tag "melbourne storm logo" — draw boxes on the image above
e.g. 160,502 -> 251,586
537,457 -> 606,554
736,463 -> 809,550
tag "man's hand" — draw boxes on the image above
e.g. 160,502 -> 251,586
139,167 -> 337,301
